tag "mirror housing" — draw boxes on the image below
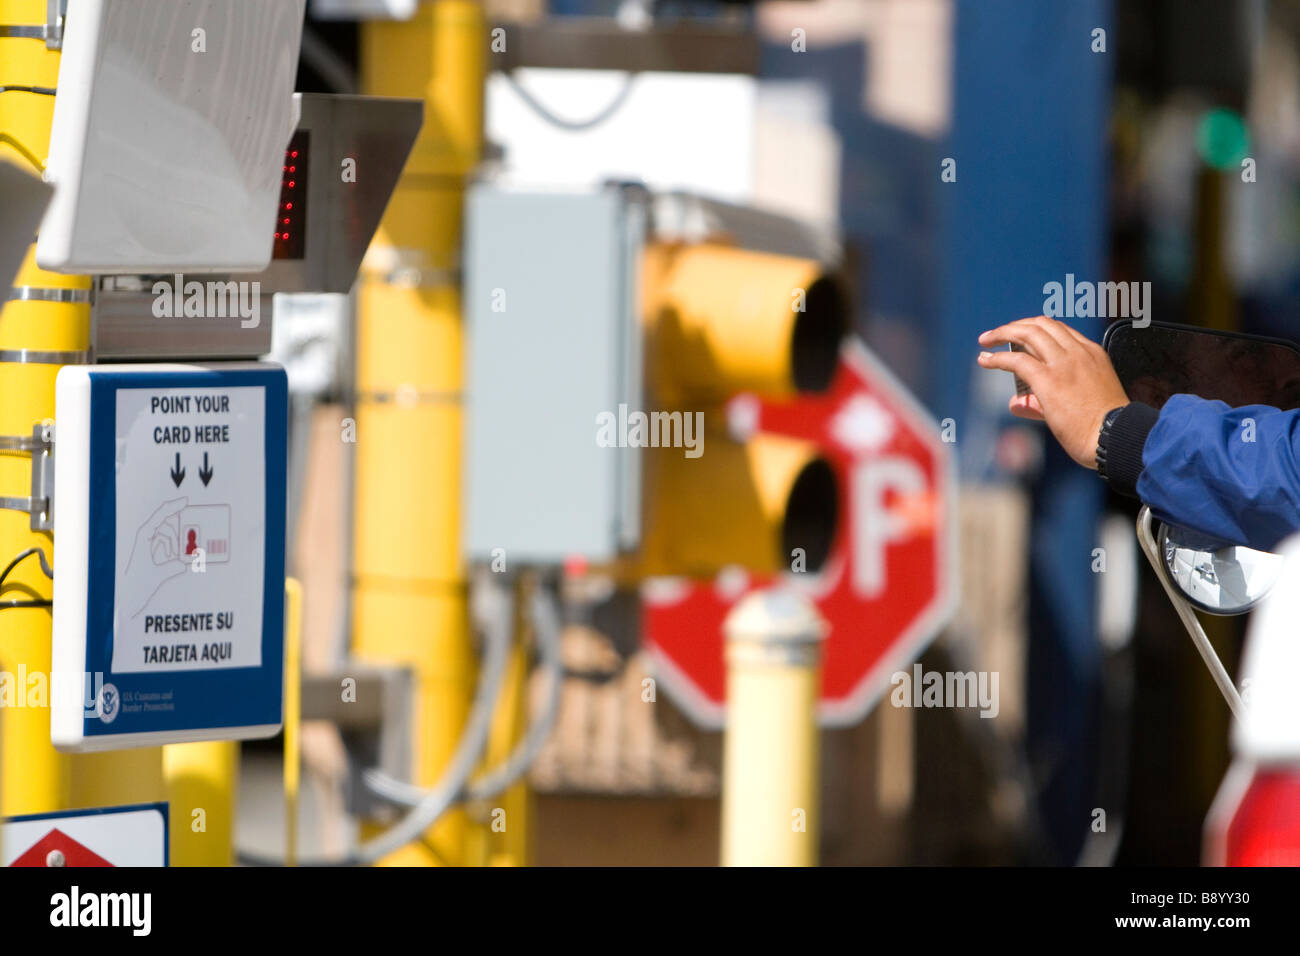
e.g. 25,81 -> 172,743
1156,521 -> 1283,616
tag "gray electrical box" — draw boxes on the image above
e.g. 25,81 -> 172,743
463,185 -> 645,564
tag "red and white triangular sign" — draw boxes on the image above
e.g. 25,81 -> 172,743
10,828 -> 114,867
2,803 -> 167,867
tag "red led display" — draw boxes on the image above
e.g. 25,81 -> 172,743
272,131 -> 308,260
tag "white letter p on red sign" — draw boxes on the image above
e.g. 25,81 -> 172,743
852,457 -> 926,599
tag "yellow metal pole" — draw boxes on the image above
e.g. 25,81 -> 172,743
720,589 -> 826,867
353,0 -> 491,866
160,742 -> 237,866
0,0 -> 164,820
284,577 -> 303,867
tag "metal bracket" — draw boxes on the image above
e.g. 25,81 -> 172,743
8,286 -> 91,304
0,0 -> 66,49
0,348 -> 91,365
298,663 -> 415,822
1136,506 -> 1244,719
0,424 -> 55,531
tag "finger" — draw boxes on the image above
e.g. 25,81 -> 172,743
980,316 -> 1079,354
979,323 -> 1062,361
1055,320 -> 1103,353
1024,315 -> 1078,351
1055,320 -> 1091,346
143,496 -> 188,528
978,349 -> 1043,390
978,316 -> 1054,347
151,532 -> 174,559
1009,394 -> 1045,420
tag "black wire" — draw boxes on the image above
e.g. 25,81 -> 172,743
0,547 -> 53,586
0,85 -> 57,96
0,547 -> 53,610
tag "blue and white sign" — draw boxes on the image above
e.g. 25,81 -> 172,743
52,364 -> 287,751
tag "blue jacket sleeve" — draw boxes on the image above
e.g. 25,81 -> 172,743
1137,394 -> 1300,551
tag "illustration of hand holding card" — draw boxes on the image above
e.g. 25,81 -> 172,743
122,499 -> 232,618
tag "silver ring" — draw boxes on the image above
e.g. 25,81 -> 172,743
356,388 -> 463,405
8,286 -> 91,303
363,268 -> 461,289
0,348 -> 90,365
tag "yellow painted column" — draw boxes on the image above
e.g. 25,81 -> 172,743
0,0 -> 165,821
283,577 -> 302,866
160,742 -> 238,866
720,589 -> 826,867
353,0 -> 487,866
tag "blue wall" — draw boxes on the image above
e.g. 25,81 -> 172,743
942,0 -> 1113,863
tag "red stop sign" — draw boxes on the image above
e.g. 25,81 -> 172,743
643,339 -> 957,727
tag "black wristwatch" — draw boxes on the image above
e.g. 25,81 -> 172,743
1095,401 -> 1161,497
1095,406 -> 1125,479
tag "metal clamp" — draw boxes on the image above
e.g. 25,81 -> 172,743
0,425 -> 54,532
8,286 -> 91,304
0,348 -> 90,365
0,1 -> 65,49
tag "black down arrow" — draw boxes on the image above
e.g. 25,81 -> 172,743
199,453 -> 215,487
169,453 -> 185,487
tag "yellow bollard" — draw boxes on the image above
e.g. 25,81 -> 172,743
720,588 -> 827,866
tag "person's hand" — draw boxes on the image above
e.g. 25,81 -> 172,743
121,497 -> 189,618
976,316 -> 1130,469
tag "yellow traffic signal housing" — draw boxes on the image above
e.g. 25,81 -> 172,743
639,432 -> 839,578
637,242 -> 848,578
644,242 -> 847,403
